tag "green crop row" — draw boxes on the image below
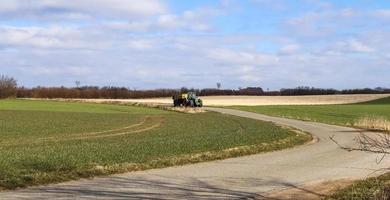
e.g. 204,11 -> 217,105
0,99 -> 309,190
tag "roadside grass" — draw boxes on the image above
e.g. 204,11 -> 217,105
231,96 -> 390,199
324,173 -> 390,200
232,96 -> 390,132
354,117 -> 390,132
0,99 -> 310,190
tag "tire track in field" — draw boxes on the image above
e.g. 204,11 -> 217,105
60,116 -> 165,140
41,117 -> 149,140
1,116 -> 165,147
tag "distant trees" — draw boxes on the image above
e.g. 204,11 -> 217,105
280,86 -> 390,96
16,86 -> 181,99
9,83 -> 390,99
237,87 -> 264,95
14,86 -> 268,99
280,86 -> 338,96
341,88 -> 390,94
0,75 -> 17,99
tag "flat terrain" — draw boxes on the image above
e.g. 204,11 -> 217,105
80,94 -> 390,106
233,96 -> 390,130
2,108 -> 389,199
0,100 -> 307,190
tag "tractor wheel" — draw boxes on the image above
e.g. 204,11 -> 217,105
198,99 -> 203,107
179,99 -> 185,107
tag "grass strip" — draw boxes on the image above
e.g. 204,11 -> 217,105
325,172 -> 390,200
232,96 -> 390,132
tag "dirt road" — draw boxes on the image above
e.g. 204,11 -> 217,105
1,108 -> 389,199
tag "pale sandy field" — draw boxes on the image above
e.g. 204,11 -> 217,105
77,94 -> 390,106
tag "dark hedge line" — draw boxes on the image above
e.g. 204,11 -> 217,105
280,86 -> 390,96
13,86 -> 390,99
16,87 -> 266,99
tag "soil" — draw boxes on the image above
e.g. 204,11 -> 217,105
58,94 -> 390,106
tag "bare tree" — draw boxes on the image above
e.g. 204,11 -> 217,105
330,132 -> 390,198
330,131 -> 390,165
0,75 -> 17,99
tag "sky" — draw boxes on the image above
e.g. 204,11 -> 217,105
0,0 -> 389,90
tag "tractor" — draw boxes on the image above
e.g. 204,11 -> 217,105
172,91 -> 203,107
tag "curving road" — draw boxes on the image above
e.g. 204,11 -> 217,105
1,107 -> 389,199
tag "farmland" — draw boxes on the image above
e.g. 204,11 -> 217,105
230,96 -> 390,198
232,96 -> 390,131
0,99 -> 310,190
88,94 -> 390,106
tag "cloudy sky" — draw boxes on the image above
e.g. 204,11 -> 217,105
0,0 -> 389,89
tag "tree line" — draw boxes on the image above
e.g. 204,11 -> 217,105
13,86 -> 390,99
14,86 -> 267,99
1,75 -> 389,99
279,86 -> 390,96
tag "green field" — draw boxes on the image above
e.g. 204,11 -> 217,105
231,96 -> 390,198
232,97 -> 390,130
0,100 -> 309,190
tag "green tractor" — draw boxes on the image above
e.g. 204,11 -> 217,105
172,91 -> 203,107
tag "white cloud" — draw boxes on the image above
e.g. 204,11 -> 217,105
346,40 -> 375,53
155,8 -> 220,31
0,1 -> 389,89
126,39 -> 155,50
4,31 -> 388,89
96,6 -> 220,33
102,21 -> 152,32
156,13 -> 211,31
0,26 -> 95,49
157,14 -> 180,28
0,0 -> 167,19
279,44 -> 300,54
20,66 -> 92,76
284,8 -> 362,38
207,48 -> 279,66
251,0 -> 286,10
372,9 -> 390,18
332,39 -> 375,53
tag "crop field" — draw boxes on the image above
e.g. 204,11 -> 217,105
84,94 -> 390,106
232,97 -> 390,131
0,100 -> 310,190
